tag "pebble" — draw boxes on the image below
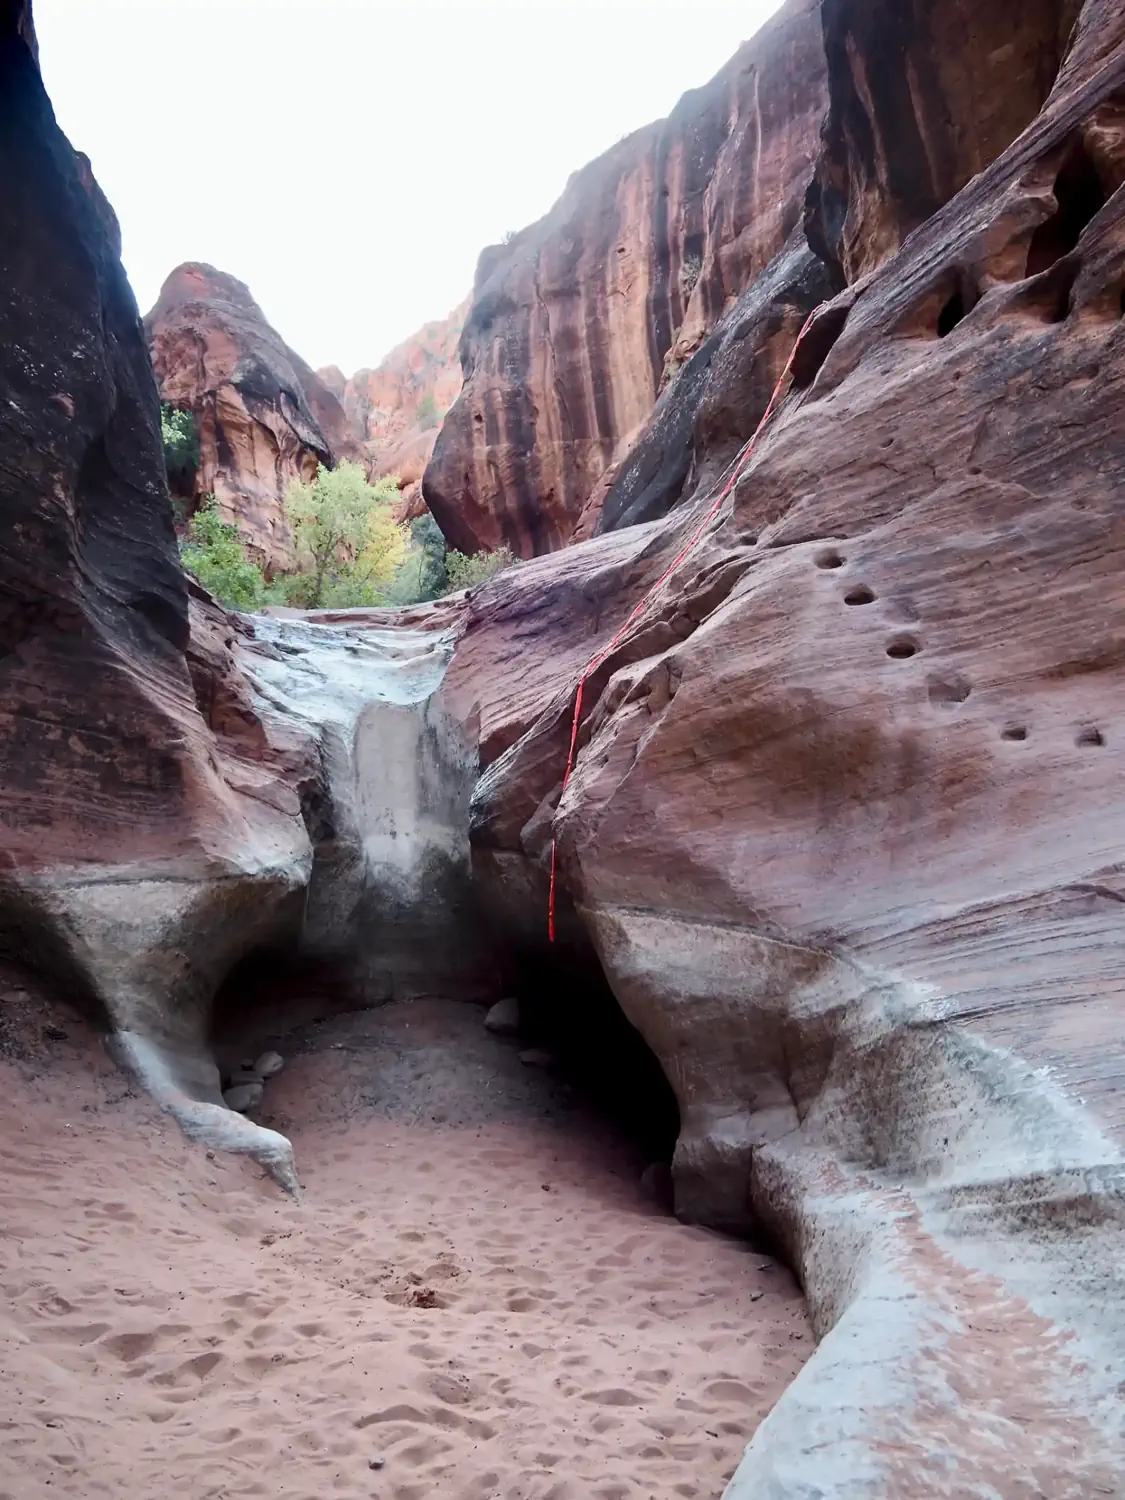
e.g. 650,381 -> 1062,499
255,1050 -> 285,1078
368,1456 -> 386,1470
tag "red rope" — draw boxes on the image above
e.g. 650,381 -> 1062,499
547,303 -> 826,941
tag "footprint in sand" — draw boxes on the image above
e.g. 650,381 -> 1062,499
424,1370 -> 474,1405
151,1350 -> 225,1387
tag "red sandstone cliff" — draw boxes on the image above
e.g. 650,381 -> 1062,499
432,5 -> 1125,1487
8,0 -> 1125,1492
318,299 -> 466,517
423,0 -> 829,556
145,264 -> 359,572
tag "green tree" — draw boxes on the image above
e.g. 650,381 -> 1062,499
283,460 -> 408,608
180,496 -> 265,610
445,544 -> 516,592
160,403 -> 199,491
387,512 -> 449,603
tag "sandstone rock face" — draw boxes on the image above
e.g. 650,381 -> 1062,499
594,0 -> 1113,541
589,238 -> 839,535
9,0 -> 1125,1494
433,1 -> 1125,1488
146,263 -> 359,571
0,15 -> 493,1190
0,20 -> 317,1188
424,0 -> 828,556
806,0 -> 1084,281
318,300 -> 466,517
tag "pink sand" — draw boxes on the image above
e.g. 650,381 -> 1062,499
0,997 -> 809,1499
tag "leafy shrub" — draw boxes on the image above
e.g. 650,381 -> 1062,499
160,403 -> 199,489
445,544 -> 516,592
680,254 -> 702,296
180,495 -> 266,610
283,461 -> 408,608
259,573 -> 317,609
386,512 -> 449,603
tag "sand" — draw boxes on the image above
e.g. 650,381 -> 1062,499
0,993 -> 810,1500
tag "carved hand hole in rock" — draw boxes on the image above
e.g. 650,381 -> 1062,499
843,585 -> 876,606
1025,139 -> 1107,278
927,673 -> 972,707
1020,257 -> 1081,323
1001,724 -> 1029,742
886,636 -> 920,660
790,304 -> 850,390
814,549 -> 845,570
937,290 -> 966,338
1076,725 -> 1106,747
901,267 -> 980,342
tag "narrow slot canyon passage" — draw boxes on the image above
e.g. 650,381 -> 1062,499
0,965 -> 810,1500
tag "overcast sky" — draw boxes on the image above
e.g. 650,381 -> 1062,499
36,0 -> 785,374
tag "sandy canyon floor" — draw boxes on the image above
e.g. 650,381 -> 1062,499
0,990 -> 809,1500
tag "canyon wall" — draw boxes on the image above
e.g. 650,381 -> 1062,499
806,0 -> 1084,280
0,18 -> 312,1184
7,0 -> 1125,1494
0,13 -> 493,1188
596,0 -> 1087,537
424,0 -> 829,556
434,0 -> 1125,1490
318,299 -> 466,517
146,263 -> 359,572
147,264 -> 465,561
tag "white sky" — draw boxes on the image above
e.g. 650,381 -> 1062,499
36,0 -> 785,374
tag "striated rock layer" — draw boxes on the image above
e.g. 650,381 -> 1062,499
318,299 -> 467,517
433,0 -> 1125,1490
424,0 -> 829,556
145,263 -> 360,572
0,23 -> 305,1184
7,0 -> 1125,1495
806,0 -> 1085,281
0,15 -> 494,1192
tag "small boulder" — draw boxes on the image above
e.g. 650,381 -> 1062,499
254,1050 -> 285,1079
224,1081 -> 264,1113
484,997 -> 521,1037
518,1047 -> 556,1069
